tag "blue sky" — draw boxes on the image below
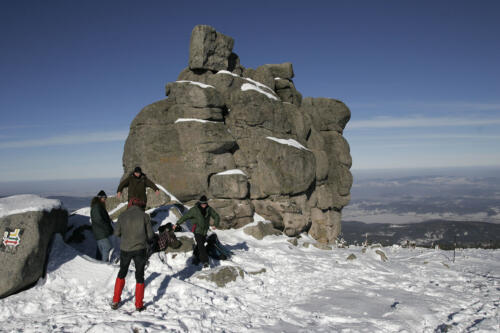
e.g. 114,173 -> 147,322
1,0 -> 499,181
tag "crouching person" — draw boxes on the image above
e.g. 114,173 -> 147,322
176,195 -> 220,268
111,198 -> 153,311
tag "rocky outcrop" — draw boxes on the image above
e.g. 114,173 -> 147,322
0,196 -> 67,298
121,25 -> 352,244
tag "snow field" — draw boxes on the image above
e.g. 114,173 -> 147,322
0,205 -> 499,332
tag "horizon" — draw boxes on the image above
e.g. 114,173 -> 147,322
1,165 -> 499,199
0,165 -> 499,183
1,1 -> 500,181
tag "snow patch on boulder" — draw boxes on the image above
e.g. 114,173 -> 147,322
0,195 -> 62,218
216,169 -> 247,176
175,118 -> 218,124
176,80 -> 215,89
241,83 -> 279,101
266,136 -> 309,151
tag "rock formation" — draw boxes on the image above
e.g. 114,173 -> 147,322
0,195 -> 67,298
122,25 -> 352,244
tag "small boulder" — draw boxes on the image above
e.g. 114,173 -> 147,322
165,236 -> 195,254
375,250 -> 388,262
243,221 -> 282,240
247,268 -> 266,275
196,265 -> 244,287
346,254 -> 357,260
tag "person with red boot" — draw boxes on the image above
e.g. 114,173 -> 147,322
111,198 -> 153,311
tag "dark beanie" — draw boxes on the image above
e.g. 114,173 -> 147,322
97,190 -> 107,198
199,195 -> 208,204
134,166 -> 142,174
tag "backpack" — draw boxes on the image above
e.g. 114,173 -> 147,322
192,233 -> 232,261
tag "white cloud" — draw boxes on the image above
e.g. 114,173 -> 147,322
349,101 -> 500,112
348,116 -> 500,129
0,124 -> 44,130
347,133 -> 500,142
0,130 -> 128,149
351,151 -> 500,170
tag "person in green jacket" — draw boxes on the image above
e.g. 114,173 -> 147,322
116,166 -> 160,206
176,195 -> 220,268
90,190 -> 114,262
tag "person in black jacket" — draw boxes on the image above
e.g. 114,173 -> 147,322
90,190 -> 114,262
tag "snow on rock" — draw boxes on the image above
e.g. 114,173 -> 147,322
243,77 -> 275,93
241,82 -> 279,101
108,202 -> 127,217
0,194 -> 62,218
175,80 -> 215,89
216,70 -> 240,77
215,169 -> 247,176
174,118 -> 218,124
266,136 -> 310,150
216,70 -> 279,101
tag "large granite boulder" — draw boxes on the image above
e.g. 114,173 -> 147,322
121,25 -> 353,244
0,195 -> 67,298
252,138 -> 316,197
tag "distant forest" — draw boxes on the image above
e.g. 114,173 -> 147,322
341,220 -> 500,249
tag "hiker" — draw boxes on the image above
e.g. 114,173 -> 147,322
149,223 -> 182,255
111,198 -> 154,311
116,166 -> 160,207
90,190 -> 114,262
175,195 -> 220,268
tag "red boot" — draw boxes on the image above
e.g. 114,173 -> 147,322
112,278 -> 125,309
135,283 -> 145,311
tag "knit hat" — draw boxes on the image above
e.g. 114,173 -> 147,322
199,195 -> 208,204
134,166 -> 142,174
97,190 -> 107,199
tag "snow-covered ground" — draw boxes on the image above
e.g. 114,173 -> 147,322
1,206 -> 499,332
